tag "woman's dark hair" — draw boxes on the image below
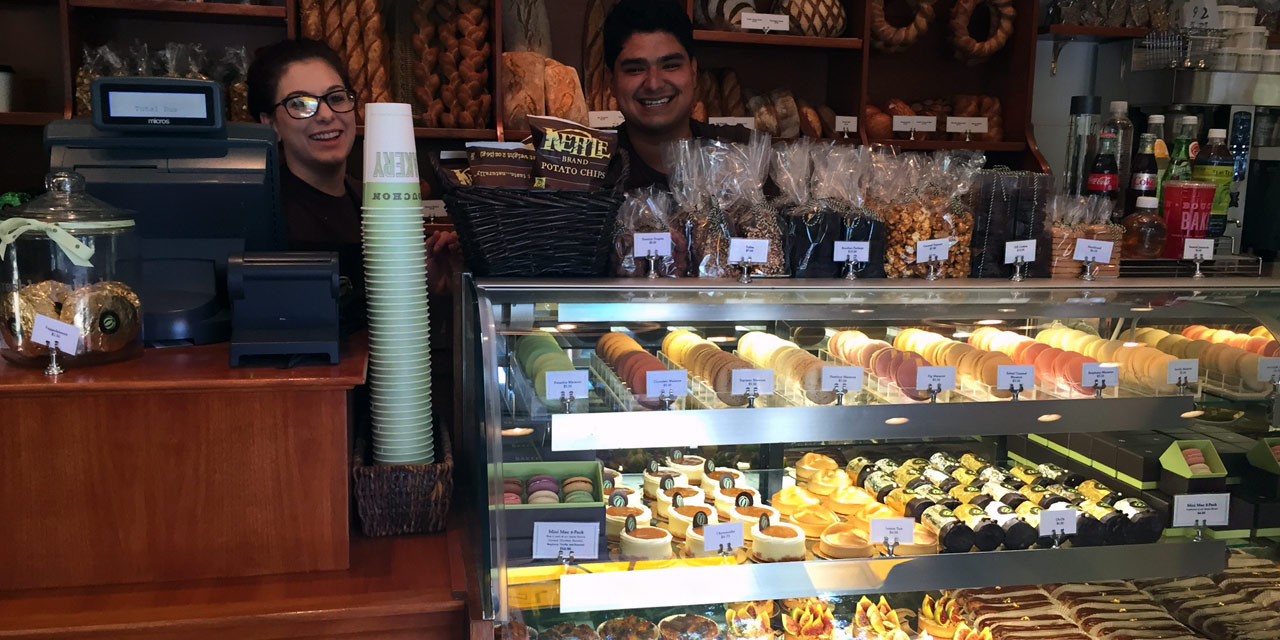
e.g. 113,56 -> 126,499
603,0 -> 696,70
247,38 -> 351,121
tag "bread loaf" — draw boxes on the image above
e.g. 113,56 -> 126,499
748,95 -> 780,136
583,0 -> 611,111
544,57 -> 588,125
358,0 -> 392,104
770,89 -> 800,138
340,0 -> 368,117
817,105 -> 837,138
719,69 -> 745,117
502,0 -> 552,56
301,0 -> 322,40
692,101 -> 708,123
797,101 -> 822,138
707,0 -> 756,30
322,0 -> 344,59
698,69 -> 722,118
863,105 -> 892,140
503,51 -> 545,130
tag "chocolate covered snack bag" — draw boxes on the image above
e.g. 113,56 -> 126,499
528,115 -> 617,191
466,142 -> 535,187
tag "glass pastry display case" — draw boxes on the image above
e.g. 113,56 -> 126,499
459,276 -> 1280,640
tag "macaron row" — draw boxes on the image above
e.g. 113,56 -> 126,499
595,332 -> 668,407
1133,327 -> 1270,392
1181,448 -> 1214,476
897,328 -> 1014,398
502,474 -> 597,505
1182,325 -> 1280,357
738,332 -> 834,404
662,330 -> 755,406
516,333 -> 576,406
1035,327 -> 1177,394
970,327 -> 1100,394
827,331 -> 930,400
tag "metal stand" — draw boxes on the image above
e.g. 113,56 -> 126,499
718,544 -> 735,557
1093,379 -> 1107,399
560,390 -> 576,414
1010,384 -> 1024,401
1051,530 -> 1066,549
745,386 -> 759,408
1011,256 -> 1026,282
1175,375 -> 1190,397
1192,519 -> 1207,542
883,537 -> 899,557
554,549 -> 593,573
1268,377 -> 1279,431
1080,257 -> 1096,281
659,390 -> 675,411
44,340 -> 63,376
737,261 -> 752,285
646,252 -> 659,280
925,259 -> 941,281
963,130 -> 972,143
843,259 -> 864,281
834,383 -> 848,406
1192,255 -> 1206,279
927,384 -> 941,404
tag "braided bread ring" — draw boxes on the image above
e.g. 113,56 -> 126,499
870,0 -> 936,52
950,0 -> 1015,62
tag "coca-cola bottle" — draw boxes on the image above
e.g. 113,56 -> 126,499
1087,131 -> 1121,216
1128,133 -> 1159,212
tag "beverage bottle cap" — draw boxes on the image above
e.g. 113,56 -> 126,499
1149,114 -> 1165,123
1110,101 -> 1129,114
1071,96 -> 1102,115
1181,115 -> 1198,124
1136,196 -> 1159,208
1209,128 -> 1227,138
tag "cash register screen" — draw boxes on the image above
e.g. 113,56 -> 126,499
100,84 -> 217,128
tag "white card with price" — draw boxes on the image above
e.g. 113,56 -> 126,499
587,111 -> 625,128
869,517 -> 915,544
1167,359 -> 1199,385
1173,493 -> 1230,527
1073,238 -> 1114,263
834,116 -> 858,133
645,369 -> 688,399
544,370 -> 588,400
1183,238 -> 1215,261
916,238 -> 951,263
833,241 -> 870,263
740,12 -> 789,31
892,115 -> 937,133
1259,357 -> 1280,382
1081,363 -> 1119,388
946,117 -> 989,134
1183,0 -> 1222,29
633,232 -> 672,258
996,365 -> 1035,391
532,522 -> 600,560
728,238 -> 769,264
822,366 -> 864,393
1038,506 -> 1078,537
916,366 -> 956,391
701,522 -> 744,550
30,314 -> 78,355
731,369 -> 774,395
1004,239 -> 1037,264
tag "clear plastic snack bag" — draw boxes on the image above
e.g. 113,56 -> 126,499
667,138 -> 731,278
774,138 -> 831,278
75,45 -> 105,117
218,46 -> 251,122
813,143 -> 887,278
722,132 -> 787,278
924,150 -> 982,278
1049,195 -> 1119,279
610,186 -> 687,278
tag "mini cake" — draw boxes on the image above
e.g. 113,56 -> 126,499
771,486 -> 821,516
714,486 -> 760,517
788,505 -> 840,538
824,486 -> 877,516
724,602 -> 773,639
701,467 -> 745,493
807,469 -> 851,497
602,468 -> 622,488
598,616 -> 658,640
620,526 -> 674,561
605,504 -> 652,542
656,486 -> 705,519
684,525 -> 714,557
607,486 -> 643,506
643,466 -> 689,500
658,614 -> 720,640
750,521 -> 807,562
541,622 -> 601,640
815,522 -> 872,559
669,503 -> 718,539
730,504 -> 781,541
795,453 -> 838,484
918,595 -> 962,639
666,455 -> 708,485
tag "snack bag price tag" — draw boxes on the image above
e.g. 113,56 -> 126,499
740,12 -> 790,32
1183,0 -> 1222,29
1073,238 -> 1114,263
645,369 -> 688,399
892,115 -> 937,133
916,366 -> 957,391
1173,493 -> 1230,527
532,522 -> 600,560
1082,363 -> 1119,388
997,365 -> 1035,391
544,370 -> 589,400
1005,239 -> 1037,264
731,369 -> 774,395
708,117 -> 756,129
1038,506 -> 1078,537
31,314 -> 78,355
834,241 -> 870,262
822,366 -> 864,392
728,238 -> 770,263
1183,238 -> 1215,261
422,199 -> 448,218
1167,359 -> 1199,385
916,238 -> 951,263
1260,357 -> 1280,382
869,517 -> 915,544
946,117 -> 989,134
702,522 -> 744,550
587,111 -> 625,128
835,116 -> 858,133
633,232 -> 672,258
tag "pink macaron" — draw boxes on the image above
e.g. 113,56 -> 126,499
503,492 -> 522,505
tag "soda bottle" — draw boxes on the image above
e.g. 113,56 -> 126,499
1105,101 -> 1135,205
1193,128 -> 1233,237
1086,131 -> 1121,216
1129,133 -> 1159,212
1121,196 -> 1167,259
1146,114 -> 1169,173
1160,116 -> 1197,203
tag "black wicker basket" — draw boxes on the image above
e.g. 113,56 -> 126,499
439,151 -> 629,277
352,429 -> 453,537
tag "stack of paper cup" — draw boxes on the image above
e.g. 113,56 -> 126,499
362,103 -> 433,465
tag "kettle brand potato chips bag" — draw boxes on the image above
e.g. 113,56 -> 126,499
528,115 -> 617,191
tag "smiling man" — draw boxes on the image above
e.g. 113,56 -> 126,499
604,0 -> 750,189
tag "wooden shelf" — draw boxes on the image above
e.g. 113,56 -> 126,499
868,138 -> 1027,152
1037,24 -> 1150,42
356,126 -> 498,141
67,0 -> 287,21
0,111 -> 63,127
693,29 -> 862,50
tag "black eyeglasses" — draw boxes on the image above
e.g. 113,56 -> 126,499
275,89 -> 357,119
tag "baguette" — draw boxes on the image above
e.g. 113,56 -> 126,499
719,69 -> 745,117
817,105 -> 837,138
503,51 -> 545,130
544,57 -> 589,125
301,0 -> 322,40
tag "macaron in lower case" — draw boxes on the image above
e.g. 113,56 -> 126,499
563,490 -> 595,503
528,490 -> 560,504
503,479 -> 524,493
563,480 -> 594,495
1188,463 -> 1213,475
562,475 -> 594,489
503,493 -> 522,505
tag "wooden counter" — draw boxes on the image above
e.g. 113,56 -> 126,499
0,334 -> 368,591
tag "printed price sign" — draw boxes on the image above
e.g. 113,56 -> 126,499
532,522 -> 600,560
1183,0 -> 1222,29
1173,493 -> 1230,527
916,366 -> 957,391
833,241 -> 871,263
701,522 -> 744,550
1183,238 -> 1215,261
731,369 -> 774,396
916,238 -> 951,263
997,365 -> 1035,391
1073,238 -> 1115,263
1038,506 -> 1078,537
1167,359 -> 1199,385
633,232 -> 672,258
946,117 -> 989,134
587,111 -> 625,128
1005,239 -> 1037,264
1082,363 -> 1119,389
544,370 -> 589,400
1260,357 -> 1280,383
835,116 -> 858,133
422,199 -> 448,218
822,366 -> 864,393
30,314 -> 77,355
709,117 -> 756,129
892,115 -> 937,133
869,517 -> 915,544
728,238 -> 770,264
645,369 -> 688,399
740,12 -> 790,31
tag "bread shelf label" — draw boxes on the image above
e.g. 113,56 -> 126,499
1038,505 -> 1078,537
422,199 -> 448,218
634,232 -> 672,258
701,522 -> 744,550
731,369 -> 774,395
869,517 -> 915,544
946,117 -> 989,134
709,117 -> 756,129
1183,238 -> 1215,261
645,369 -> 688,399
833,241 -> 870,263
1004,239 -> 1037,264
916,366 -> 956,391
740,12 -> 790,32
915,238 -> 951,263
31,314 -> 77,355
587,111 -> 625,128
996,365 -> 1035,391
1073,238 -> 1114,263
1172,493 -> 1230,528
532,522 -> 600,560
822,366 -> 864,393
892,115 -> 937,133
835,116 -> 858,133
1183,0 -> 1222,29
728,238 -> 770,264
544,370 -> 589,400
1259,357 -> 1280,382
1081,363 -> 1119,389
1167,359 -> 1199,385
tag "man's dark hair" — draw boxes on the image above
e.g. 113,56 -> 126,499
603,0 -> 696,70
247,38 -> 351,121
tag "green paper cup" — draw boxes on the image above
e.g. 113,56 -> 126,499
362,104 -> 422,209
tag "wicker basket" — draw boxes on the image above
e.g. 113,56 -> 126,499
352,428 -> 453,536
439,151 -> 630,277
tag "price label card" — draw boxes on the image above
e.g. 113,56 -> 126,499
833,241 -> 871,263
422,199 -> 448,218
997,365 -> 1035,391
544,370 -> 589,400
587,110 -> 625,128
1004,239 -> 1037,264
731,369 -> 775,396
633,232 -> 672,258
1038,505 -> 1079,537
1183,0 -> 1222,29
916,238 -> 952,263
1173,493 -> 1230,527
892,115 -> 937,133
1082,363 -> 1119,389
869,517 -> 915,544
740,12 -> 790,31
916,366 -> 957,391
1259,357 -> 1280,382
728,238 -> 770,264
532,522 -> 600,560
835,116 -> 858,133
645,369 -> 688,399
1183,238 -> 1215,261
30,314 -> 78,355
709,116 -> 756,130
1073,238 -> 1115,263
946,117 -> 989,134
822,366 -> 864,393
701,522 -> 744,550
1167,359 -> 1199,385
